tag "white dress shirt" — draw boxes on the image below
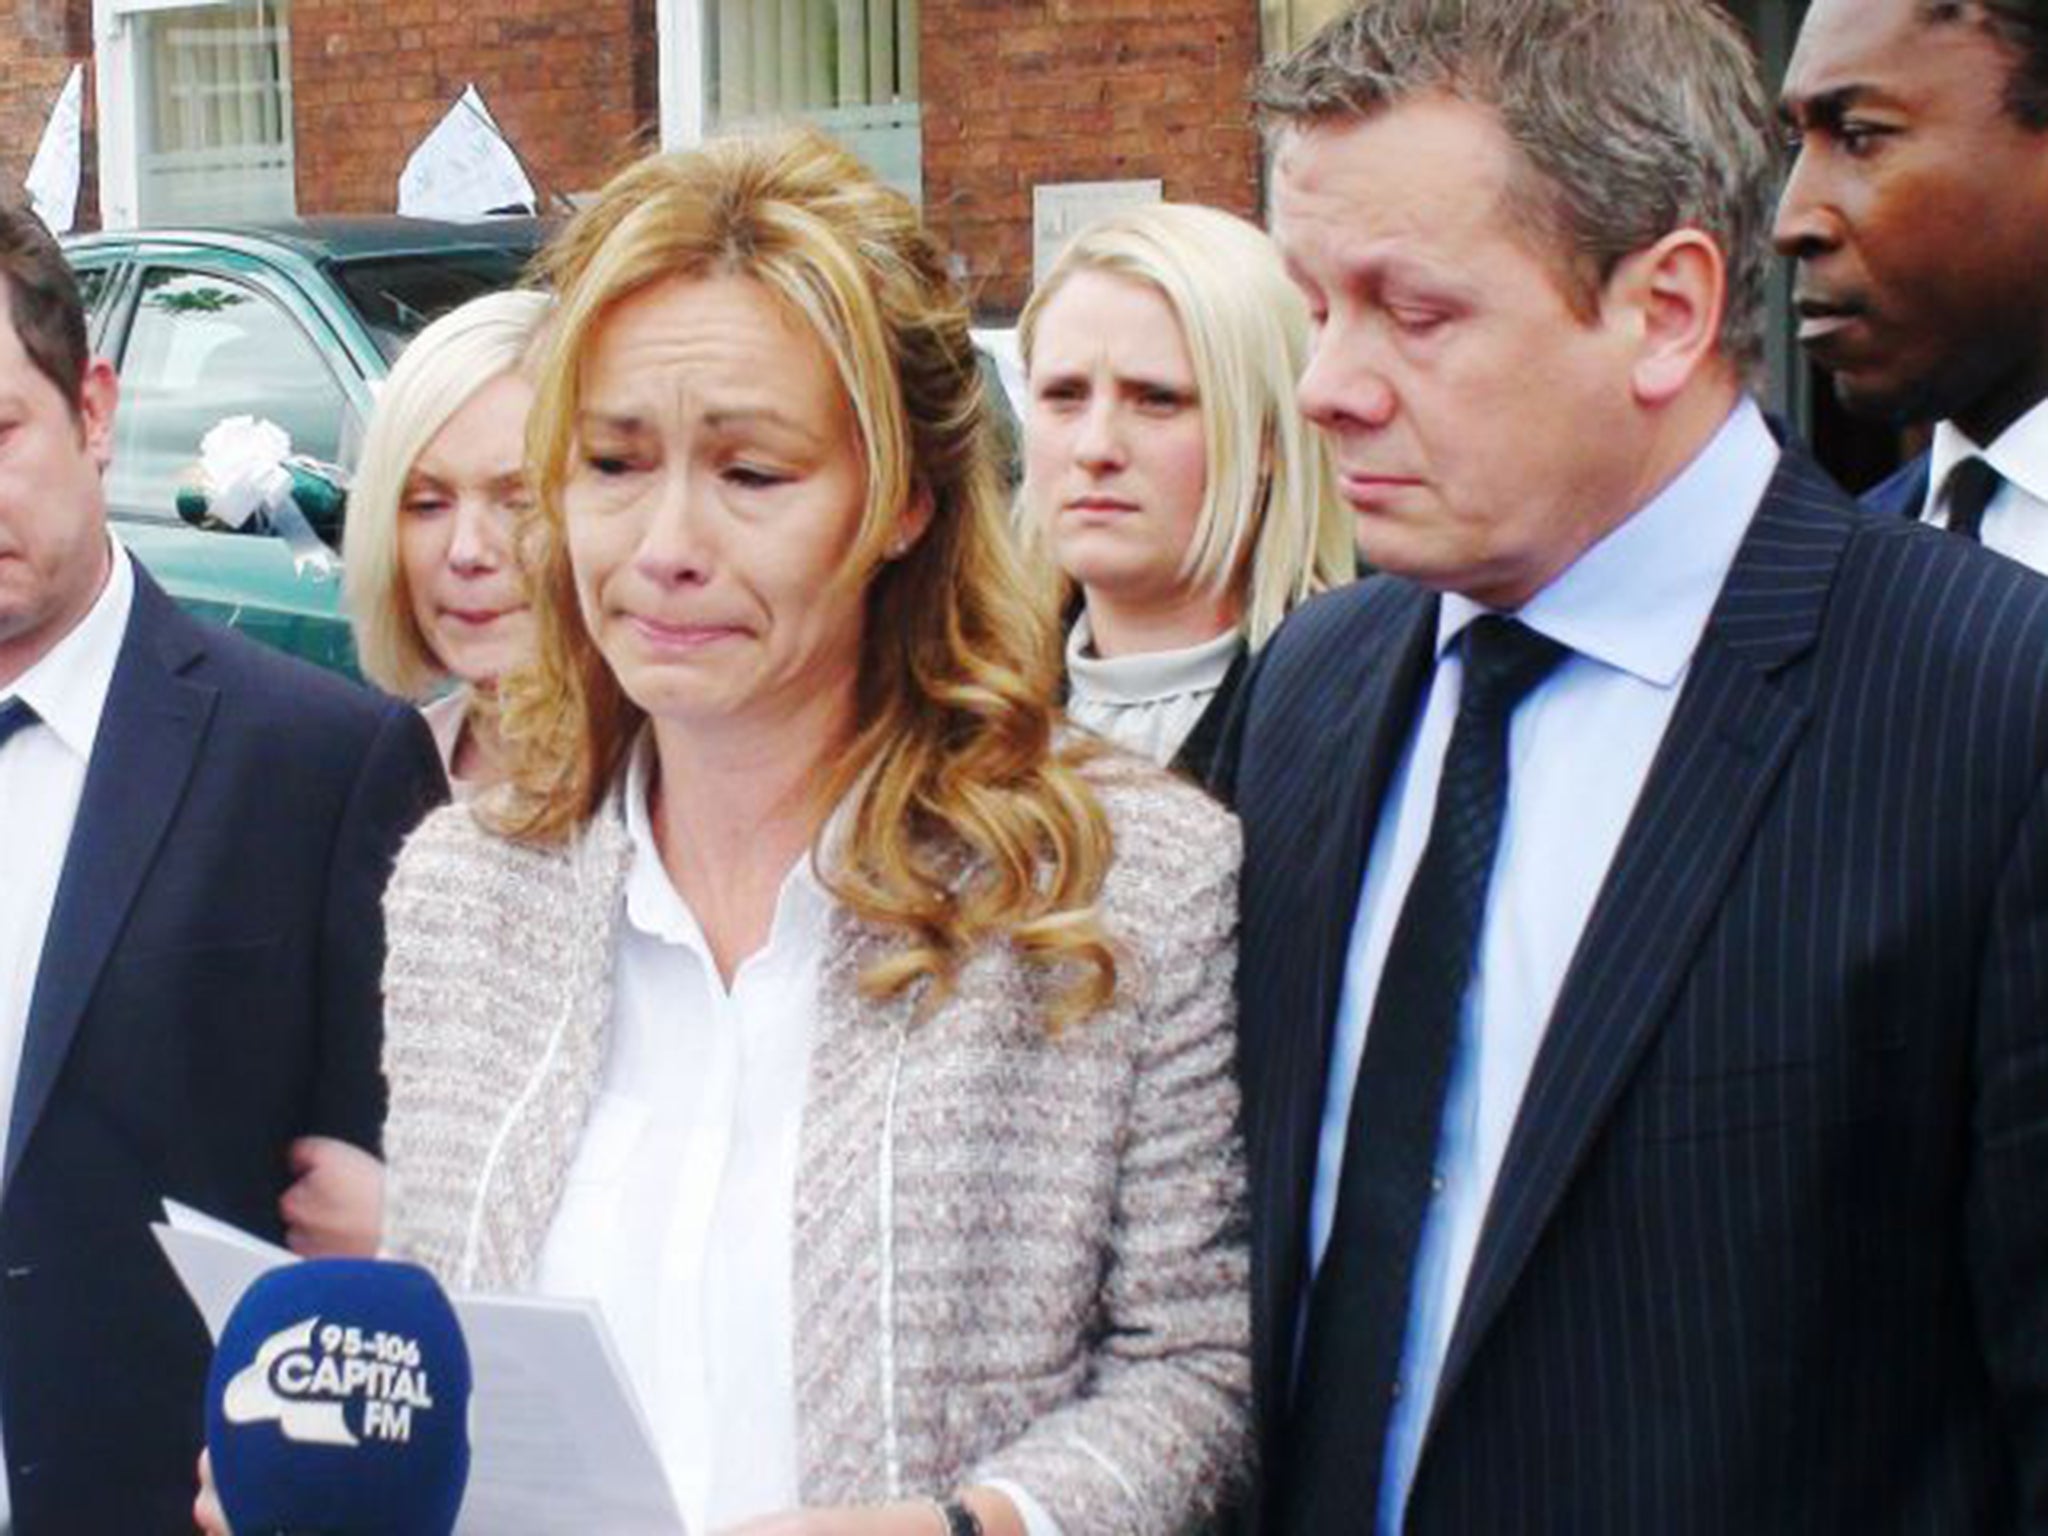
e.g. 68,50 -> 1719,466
1307,401 -> 1780,1533
532,741 -> 1061,1535
1064,613 -> 1240,767
1923,398 -> 2048,572
533,738 -> 822,1533
0,534 -> 133,1529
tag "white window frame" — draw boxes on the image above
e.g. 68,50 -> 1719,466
92,0 -> 296,229
656,0 -> 710,151
656,0 -> 921,200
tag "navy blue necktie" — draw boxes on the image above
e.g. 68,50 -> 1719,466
0,695 -> 40,751
1279,615 -> 1568,1533
1943,457 -> 2004,543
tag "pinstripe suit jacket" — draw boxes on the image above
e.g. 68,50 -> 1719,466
1217,442 -> 2048,1533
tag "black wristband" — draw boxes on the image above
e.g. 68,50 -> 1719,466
936,1498 -> 985,1536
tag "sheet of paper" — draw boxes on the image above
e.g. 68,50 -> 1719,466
153,1200 -> 296,1341
155,1204 -> 688,1535
454,1294 -> 684,1535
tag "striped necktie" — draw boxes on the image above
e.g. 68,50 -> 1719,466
1279,615 -> 1569,1533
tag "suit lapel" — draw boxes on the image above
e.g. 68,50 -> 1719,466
1252,587 -> 1440,1417
4,577 -> 215,1192
1430,449 -> 1853,1417
469,810 -> 634,1291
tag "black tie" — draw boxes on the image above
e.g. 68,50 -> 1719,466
0,695 -> 39,751
1943,457 -> 2004,543
1278,615 -> 1568,1534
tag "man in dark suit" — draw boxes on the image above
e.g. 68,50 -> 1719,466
1776,0 -> 2048,550
0,204 -> 444,1528
1219,2 -> 2048,1531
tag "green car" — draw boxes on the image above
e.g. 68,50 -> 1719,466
66,219 -> 543,674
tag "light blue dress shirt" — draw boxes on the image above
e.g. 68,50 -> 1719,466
1303,400 -> 1781,1533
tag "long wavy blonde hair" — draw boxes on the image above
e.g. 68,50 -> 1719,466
495,128 -> 1119,1027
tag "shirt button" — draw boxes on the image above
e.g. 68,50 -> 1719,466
1390,1378 -> 1404,1400
1430,1172 -> 1446,1195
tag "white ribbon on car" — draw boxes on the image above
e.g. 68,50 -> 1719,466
197,415 -> 339,579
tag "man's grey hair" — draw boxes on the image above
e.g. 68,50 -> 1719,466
1253,0 -> 1780,373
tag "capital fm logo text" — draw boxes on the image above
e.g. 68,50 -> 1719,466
225,1318 -> 438,1446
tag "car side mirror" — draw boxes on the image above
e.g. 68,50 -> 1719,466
285,463 -> 348,548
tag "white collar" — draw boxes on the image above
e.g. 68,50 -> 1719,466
1066,612 -> 1243,707
1929,397 -> 2048,514
617,731 -> 836,957
1439,398 -> 1779,690
3,531 -> 135,766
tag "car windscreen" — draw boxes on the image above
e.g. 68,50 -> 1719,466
330,246 -> 538,362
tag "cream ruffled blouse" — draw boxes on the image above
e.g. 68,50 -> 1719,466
1064,613 -> 1242,768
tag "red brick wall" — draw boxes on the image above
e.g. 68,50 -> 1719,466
921,0 -> 1264,318
0,0 -> 97,230
289,0 -> 660,216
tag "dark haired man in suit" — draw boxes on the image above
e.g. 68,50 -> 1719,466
0,201 -> 444,1529
1778,0 -> 2048,548
1219,1 -> 2048,1530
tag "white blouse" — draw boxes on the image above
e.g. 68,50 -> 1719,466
1063,614 -> 1242,767
532,740 -> 823,1532
529,743 -> 1060,1535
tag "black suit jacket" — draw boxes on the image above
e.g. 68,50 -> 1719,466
1864,451 -> 1930,522
0,569 -> 444,1531
1217,445 -> 2048,1532
1170,645 -> 1250,786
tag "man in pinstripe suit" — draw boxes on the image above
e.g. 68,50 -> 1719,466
1218,2 -> 2048,1531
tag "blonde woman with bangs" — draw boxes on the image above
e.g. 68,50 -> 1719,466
210,128 -> 1250,1536
343,287 -> 550,789
1019,203 -> 1353,779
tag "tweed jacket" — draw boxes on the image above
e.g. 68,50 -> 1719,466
379,757 -> 1251,1534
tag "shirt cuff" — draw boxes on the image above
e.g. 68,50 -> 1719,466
982,1478 -> 1065,1536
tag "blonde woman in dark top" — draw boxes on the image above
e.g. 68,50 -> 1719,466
1019,204 -> 1353,780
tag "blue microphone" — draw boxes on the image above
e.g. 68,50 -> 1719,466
206,1259 -> 472,1535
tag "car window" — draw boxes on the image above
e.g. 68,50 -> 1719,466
331,247 -> 538,363
72,264 -> 115,323
107,267 -> 360,526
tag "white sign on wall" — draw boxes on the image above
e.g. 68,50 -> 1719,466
25,65 -> 85,235
398,85 -> 537,220
1032,179 -> 1164,290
